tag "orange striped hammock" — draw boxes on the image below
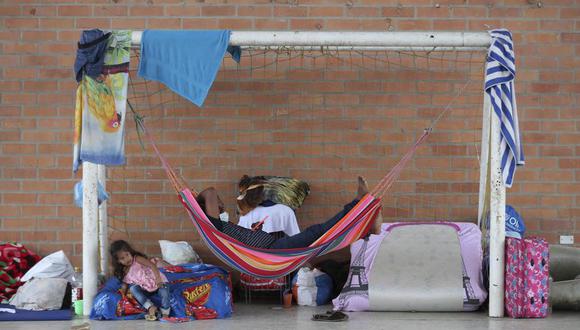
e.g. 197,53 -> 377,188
144,119 -> 430,278
180,189 -> 381,278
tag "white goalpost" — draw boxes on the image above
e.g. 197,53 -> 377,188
82,31 -> 505,317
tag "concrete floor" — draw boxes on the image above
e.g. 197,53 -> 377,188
1,303 -> 579,330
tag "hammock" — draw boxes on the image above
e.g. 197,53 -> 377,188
137,114 -> 431,278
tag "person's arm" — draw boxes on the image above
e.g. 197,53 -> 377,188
135,255 -> 164,285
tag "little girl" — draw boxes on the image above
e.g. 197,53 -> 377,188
110,240 -> 170,321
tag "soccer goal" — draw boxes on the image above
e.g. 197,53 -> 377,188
81,30 -> 517,318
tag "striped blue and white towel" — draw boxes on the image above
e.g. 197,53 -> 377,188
485,29 -> 525,188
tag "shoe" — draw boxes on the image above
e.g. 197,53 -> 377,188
311,310 -> 348,322
160,307 -> 170,318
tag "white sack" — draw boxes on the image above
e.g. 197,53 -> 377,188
159,240 -> 202,265
295,267 -> 324,307
21,250 -> 74,282
9,278 -> 68,311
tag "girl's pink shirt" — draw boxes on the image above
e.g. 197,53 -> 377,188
123,256 -> 168,292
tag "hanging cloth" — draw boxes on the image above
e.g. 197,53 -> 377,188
137,30 -> 241,107
73,31 -> 131,172
485,29 -> 524,187
73,29 -> 111,82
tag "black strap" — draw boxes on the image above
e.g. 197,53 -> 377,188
77,32 -> 111,49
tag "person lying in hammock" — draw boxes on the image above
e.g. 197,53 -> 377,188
195,176 -> 381,249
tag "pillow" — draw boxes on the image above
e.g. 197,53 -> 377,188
159,240 -> 202,266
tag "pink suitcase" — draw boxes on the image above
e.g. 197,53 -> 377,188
505,237 -> 550,318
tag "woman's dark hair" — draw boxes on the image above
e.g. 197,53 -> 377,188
238,175 -> 253,191
109,240 -> 146,280
196,194 -> 207,213
237,175 -> 265,216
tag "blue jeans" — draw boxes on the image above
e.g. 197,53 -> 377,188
129,283 -> 170,313
270,199 -> 359,249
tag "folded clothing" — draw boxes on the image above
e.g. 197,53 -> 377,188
74,29 -> 111,82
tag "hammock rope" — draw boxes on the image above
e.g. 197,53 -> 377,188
133,114 -> 427,278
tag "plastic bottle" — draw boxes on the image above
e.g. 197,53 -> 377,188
71,267 -> 83,307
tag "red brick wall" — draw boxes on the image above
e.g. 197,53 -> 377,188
1,1 -> 578,268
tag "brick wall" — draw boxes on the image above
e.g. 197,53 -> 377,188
1,0 -> 578,268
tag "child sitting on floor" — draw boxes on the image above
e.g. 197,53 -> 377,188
110,240 -> 170,321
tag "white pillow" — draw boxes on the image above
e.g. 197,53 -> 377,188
158,240 -> 202,265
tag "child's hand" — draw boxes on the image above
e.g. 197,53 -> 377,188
155,276 -> 164,287
120,283 -> 128,296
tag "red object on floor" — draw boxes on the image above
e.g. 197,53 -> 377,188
0,242 -> 41,302
159,316 -> 192,323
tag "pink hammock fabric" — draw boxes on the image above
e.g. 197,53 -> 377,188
179,188 -> 381,278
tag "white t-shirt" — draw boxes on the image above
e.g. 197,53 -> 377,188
238,204 -> 300,236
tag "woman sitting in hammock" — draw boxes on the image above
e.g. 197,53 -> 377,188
195,176 -> 380,249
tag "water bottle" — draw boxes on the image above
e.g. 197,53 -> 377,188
71,267 -> 83,308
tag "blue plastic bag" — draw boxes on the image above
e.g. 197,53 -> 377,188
483,204 -> 526,239
482,205 -> 526,289
73,181 -> 109,208
505,205 -> 525,239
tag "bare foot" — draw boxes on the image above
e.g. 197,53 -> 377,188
148,306 -> 158,319
356,176 -> 369,200
372,210 -> 383,235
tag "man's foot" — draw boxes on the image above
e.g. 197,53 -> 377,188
372,210 -> 383,235
356,176 -> 369,200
